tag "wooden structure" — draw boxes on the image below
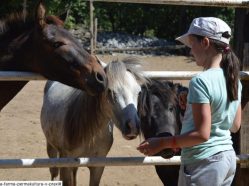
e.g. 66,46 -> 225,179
87,1 -> 249,185
234,7 -> 249,186
88,0 -> 249,54
88,0 -> 249,7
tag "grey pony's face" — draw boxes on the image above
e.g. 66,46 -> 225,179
109,70 -> 141,140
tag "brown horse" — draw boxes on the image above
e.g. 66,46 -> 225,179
0,1 -> 106,111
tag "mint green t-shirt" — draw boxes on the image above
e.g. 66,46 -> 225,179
180,68 -> 242,165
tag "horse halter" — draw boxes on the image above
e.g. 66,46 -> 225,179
177,86 -> 189,123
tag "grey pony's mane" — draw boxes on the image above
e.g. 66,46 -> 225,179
45,57 -> 148,149
105,57 -> 149,93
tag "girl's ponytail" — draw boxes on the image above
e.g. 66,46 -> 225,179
220,49 -> 240,101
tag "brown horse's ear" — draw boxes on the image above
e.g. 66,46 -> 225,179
46,15 -> 64,27
35,1 -> 46,28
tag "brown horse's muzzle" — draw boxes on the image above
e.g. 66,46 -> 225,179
85,70 -> 107,95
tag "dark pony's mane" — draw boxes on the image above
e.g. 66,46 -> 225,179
138,80 -> 177,117
138,80 -> 181,137
62,57 -> 147,149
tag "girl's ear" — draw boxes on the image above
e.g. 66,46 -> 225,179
201,37 -> 210,49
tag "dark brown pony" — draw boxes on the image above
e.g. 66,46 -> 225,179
138,80 -> 188,186
0,1 -> 106,111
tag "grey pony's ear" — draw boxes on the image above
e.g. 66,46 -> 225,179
35,0 -> 46,29
95,56 -> 107,68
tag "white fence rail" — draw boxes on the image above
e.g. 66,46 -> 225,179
0,156 -> 180,168
0,71 -> 45,81
0,155 -> 249,169
1,71 -> 249,81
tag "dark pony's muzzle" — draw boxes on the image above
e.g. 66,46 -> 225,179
154,132 -> 178,159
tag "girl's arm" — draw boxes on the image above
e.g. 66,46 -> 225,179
137,103 -> 211,156
230,104 -> 241,133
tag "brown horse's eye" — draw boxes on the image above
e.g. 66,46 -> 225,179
52,41 -> 64,48
71,61 -> 80,69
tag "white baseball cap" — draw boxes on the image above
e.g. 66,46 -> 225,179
176,17 -> 231,48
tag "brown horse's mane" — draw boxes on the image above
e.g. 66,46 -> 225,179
63,58 -> 148,149
0,10 -> 63,46
0,11 -> 32,38
0,10 -> 64,70
0,11 -> 33,69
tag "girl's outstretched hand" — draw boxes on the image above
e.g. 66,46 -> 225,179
137,137 -> 164,156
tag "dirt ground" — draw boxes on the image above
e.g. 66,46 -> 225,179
0,54 -> 201,185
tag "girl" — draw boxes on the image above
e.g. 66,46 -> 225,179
137,17 -> 242,186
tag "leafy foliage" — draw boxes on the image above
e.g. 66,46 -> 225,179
94,3 -> 235,41
0,1 -> 235,41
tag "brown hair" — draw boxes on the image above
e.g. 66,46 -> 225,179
194,35 -> 240,101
